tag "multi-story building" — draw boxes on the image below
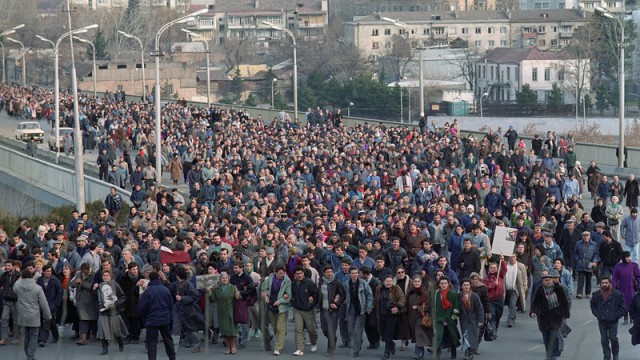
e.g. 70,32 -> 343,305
343,9 -> 589,59
477,47 -> 590,104
184,0 -> 328,44
518,0 -> 624,11
70,0 -> 189,10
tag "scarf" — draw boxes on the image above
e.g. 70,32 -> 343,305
462,292 -> 471,311
440,287 -> 452,310
601,286 -> 612,302
544,286 -> 559,309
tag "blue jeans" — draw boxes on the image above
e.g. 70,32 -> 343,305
490,298 -> 505,330
598,320 -> 619,359
346,307 -> 366,354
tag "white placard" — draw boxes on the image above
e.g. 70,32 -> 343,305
492,226 -> 517,256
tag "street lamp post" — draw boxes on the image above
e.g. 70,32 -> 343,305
595,6 -> 625,168
348,102 -> 353,117
73,36 -> 97,98
480,91 -> 489,118
0,25 -> 25,83
118,31 -> 146,101
181,29 -> 210,106
6,38 -> 25,86
38,26 -> 96,165
382,17 -> 425,117
66,0 -> 100,212
263,21 -> 298,120
0,42 -> 4,84
154,9 -> 208,187
271,78 -> 278,109
400,87 -> 404,123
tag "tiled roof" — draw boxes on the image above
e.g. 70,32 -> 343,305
479,47 -> 574,63
188,0 -> 324,14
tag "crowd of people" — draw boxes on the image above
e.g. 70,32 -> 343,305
1,82 -> 640,360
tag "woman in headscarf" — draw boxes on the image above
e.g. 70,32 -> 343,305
208,272 -> 239,354
434,276 -> 460,360
406,275 -> 432,359
375,274 -> 406,359
458,278 -> 484,360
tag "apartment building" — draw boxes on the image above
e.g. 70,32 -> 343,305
70,0 -> 189,10
477,47 -> 590,104
184,0 -> 328,44
343,9 -> 589,58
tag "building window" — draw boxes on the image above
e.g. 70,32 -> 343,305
488,27 -> 494,34
488,40 -> 495,47
384,42 -> 391,48
544,68 -> 550,81
423,28 -> 430,35
490,66 -> 494,80
475,40 -> 481,47
558,68 -> 565,81
372,29 -> 379,36
500,40 -> 507,47
532,67 -> 538,81
462,28 -> 468,34
551,39 -> 558,46
539,39 -> 546,46
538,26 -> 546,33
372,42 -> 380,49
507,67 -> 511,80
384,29 -> 391,35
500,27 -> 507,34
449,28 -> 457,35
475,27 -> 481,34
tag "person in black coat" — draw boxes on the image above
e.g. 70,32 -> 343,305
36,265 -> 63,346
455,239 -> 481,280
530,274 -> 571,360
117,262 -> 144,344
590,277 -> 627,360
630,289 -> 640,346
138,271 -> 176,360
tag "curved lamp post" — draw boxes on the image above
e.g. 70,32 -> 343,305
118,30 -> 146,101
154,8 -> 209,187
262,21 -> 298,120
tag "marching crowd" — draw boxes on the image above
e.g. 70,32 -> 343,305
1,82 -> 640,360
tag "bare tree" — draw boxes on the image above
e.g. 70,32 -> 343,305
446,44 -> 480,91
382,35 -> 414,82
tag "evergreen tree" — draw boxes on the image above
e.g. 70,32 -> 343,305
546,83 -> 563,113
87,28 -> 110,60
516,84 -> 538,113
245,93 -> 257,107
596,85 -> 609,115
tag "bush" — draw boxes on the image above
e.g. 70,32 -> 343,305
0,200 -> 130,235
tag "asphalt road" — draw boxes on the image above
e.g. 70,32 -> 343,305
0,296 -> 637,360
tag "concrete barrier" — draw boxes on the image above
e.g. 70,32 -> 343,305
0,143 -> 131,213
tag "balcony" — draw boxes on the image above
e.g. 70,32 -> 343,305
299,21 -> 325,29
559,32 -> 573,38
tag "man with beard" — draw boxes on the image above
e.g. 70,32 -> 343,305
590,278 -> 626,360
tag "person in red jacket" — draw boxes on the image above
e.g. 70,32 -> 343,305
482,257 -> 507,336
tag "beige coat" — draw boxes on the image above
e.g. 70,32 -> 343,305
505,261 -> 528,310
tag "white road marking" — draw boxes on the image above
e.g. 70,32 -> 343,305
527,344 -> 543,351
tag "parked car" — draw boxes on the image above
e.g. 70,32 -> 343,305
48,127 -> 74,151
15,121 -> 45,143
